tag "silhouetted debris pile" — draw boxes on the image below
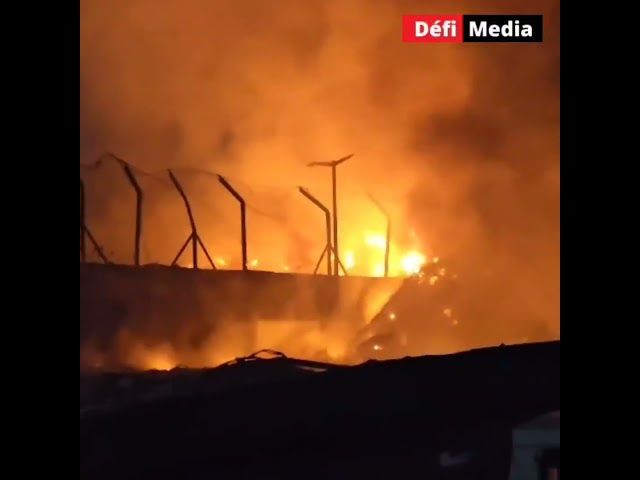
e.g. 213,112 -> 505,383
80,341 -> 559,480
80,349 -> 345,417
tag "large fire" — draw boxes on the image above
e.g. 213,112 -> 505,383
95,230 -> 433,372
80,0 -> 560,375
187,231 -> 428,278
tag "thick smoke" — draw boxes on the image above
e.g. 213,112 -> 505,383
80,0 -> 560,365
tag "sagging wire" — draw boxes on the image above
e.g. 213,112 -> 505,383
79,154 -> 371,271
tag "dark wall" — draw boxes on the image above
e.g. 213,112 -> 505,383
80,263 -> 401,369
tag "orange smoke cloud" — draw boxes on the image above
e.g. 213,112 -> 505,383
80,0 -> 559,367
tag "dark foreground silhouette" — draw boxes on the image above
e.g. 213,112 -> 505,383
80,341 -> 560,480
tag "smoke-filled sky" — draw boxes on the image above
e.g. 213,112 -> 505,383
80,0 -> 559,332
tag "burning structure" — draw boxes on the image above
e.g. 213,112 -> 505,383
80,0 -> 559,370
80,0 -> 559,476
80,254 -> 556,371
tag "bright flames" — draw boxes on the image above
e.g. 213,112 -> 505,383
342,232 -> 427,277
124,228 -> 431,371
186,231 -> 428,278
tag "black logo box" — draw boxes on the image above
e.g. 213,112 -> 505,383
463,15 -> 543,43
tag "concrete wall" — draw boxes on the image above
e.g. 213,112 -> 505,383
80,263 -> 403,369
